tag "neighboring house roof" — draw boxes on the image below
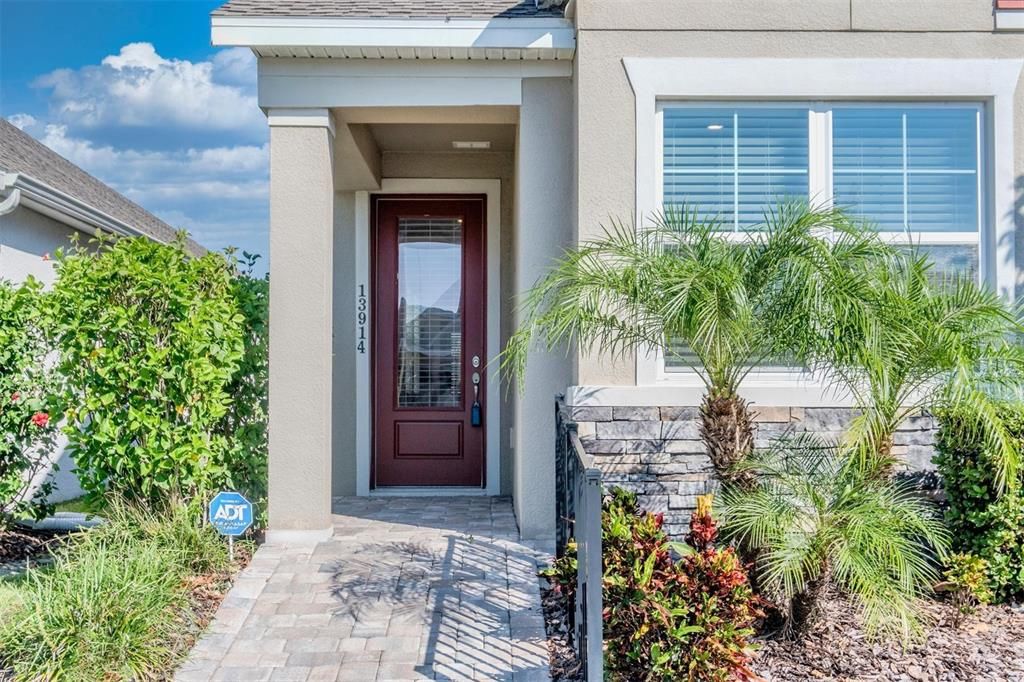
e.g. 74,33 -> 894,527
213,0 -> 566,19
0,119 -> 204,255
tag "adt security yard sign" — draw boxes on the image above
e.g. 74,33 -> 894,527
210,492 -> 253,535
209,492 -> 253,560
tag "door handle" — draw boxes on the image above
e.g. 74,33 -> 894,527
471,366 -> 482,427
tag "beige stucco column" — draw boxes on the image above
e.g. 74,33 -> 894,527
266,109 -> 335,542
514,78 -> 575,540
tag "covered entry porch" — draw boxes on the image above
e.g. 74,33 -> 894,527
221,20 -> 577,541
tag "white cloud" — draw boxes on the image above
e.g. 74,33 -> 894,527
39,124 -> 268,182
6,113 -> 39,131
13,43 -> 269,266
36,124 -> 268,258
33,43 -> 263,137
102,42 -> 168,71
212,48 -> 257,86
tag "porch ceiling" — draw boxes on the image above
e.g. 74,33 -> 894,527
330,112 -> 518,190
369,123 -> 516,153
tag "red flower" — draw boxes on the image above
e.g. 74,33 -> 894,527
30,412 -> 49,428
10,392 -> 19,402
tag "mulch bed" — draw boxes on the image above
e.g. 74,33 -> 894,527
0,526 -> 64,571
755,591 -> 1024,682
541,572 -> 1024,682
540,577 -> 584,682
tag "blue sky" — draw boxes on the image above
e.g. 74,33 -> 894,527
1,0 -> 269,270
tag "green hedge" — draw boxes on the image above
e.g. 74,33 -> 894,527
935,408 -> 1024,602
0,236 -> 268,527
40,237 -> 268,518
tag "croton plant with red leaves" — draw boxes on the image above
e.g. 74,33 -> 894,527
543,488 -> 762,681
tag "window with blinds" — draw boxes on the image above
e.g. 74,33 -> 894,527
396,217 -> 463,408
658,102 -> 986,377
832,106 -> 982,286
663,107 -> 810,230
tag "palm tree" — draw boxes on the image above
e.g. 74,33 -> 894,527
503,202 -> 896,486
721,434 -> 949,642
812,251 -> 1024,490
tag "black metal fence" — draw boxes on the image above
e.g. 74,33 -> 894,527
554,396 -> 603,681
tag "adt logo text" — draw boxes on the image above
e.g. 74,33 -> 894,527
214,504 -> 247,522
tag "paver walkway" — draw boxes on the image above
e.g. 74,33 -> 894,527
177,497 -> 552,681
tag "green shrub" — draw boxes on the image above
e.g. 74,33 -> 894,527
935,408 -> 1024,601
942,553 -> 993,626
45,235 -> 247,509
0,277 -> 57,525
546,488 -> 760,681
215,250 -> 269,523
722,435 -> 949,643
0,501 -> 231,681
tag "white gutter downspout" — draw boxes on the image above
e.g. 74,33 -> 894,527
0,189 -> 20,216
0,173 -> 21,216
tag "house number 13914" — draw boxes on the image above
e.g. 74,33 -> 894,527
356,284 -> 368,354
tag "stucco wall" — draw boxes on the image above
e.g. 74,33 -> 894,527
0,204 -> 74,286
573,1 -> 1024,387
267,123 -> 335,535
332,191 -> 358,496
576,0 -> 999,31
514,78 -> 576,538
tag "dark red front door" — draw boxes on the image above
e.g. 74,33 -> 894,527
372,196 -> 486,487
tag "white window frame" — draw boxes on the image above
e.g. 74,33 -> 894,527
826,102 -> 986,283
624,57 -> 1022,401
657,101 -> 986,382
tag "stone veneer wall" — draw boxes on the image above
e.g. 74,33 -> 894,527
571,405 -> 938,538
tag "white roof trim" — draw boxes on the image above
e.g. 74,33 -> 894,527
1,172 -> 159,242
211,16 -> 576,58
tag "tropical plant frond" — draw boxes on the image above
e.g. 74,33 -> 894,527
723,437 -> 949,644
812,236 -> 1024,484
939,377 -> 1022,494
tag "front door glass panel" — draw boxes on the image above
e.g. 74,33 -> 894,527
396,217 -> 463,408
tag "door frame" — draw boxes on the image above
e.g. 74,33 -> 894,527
354,178 -> 502,496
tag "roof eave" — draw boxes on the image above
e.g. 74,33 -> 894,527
1,172 -> 203,254
211,15 -> 576,59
